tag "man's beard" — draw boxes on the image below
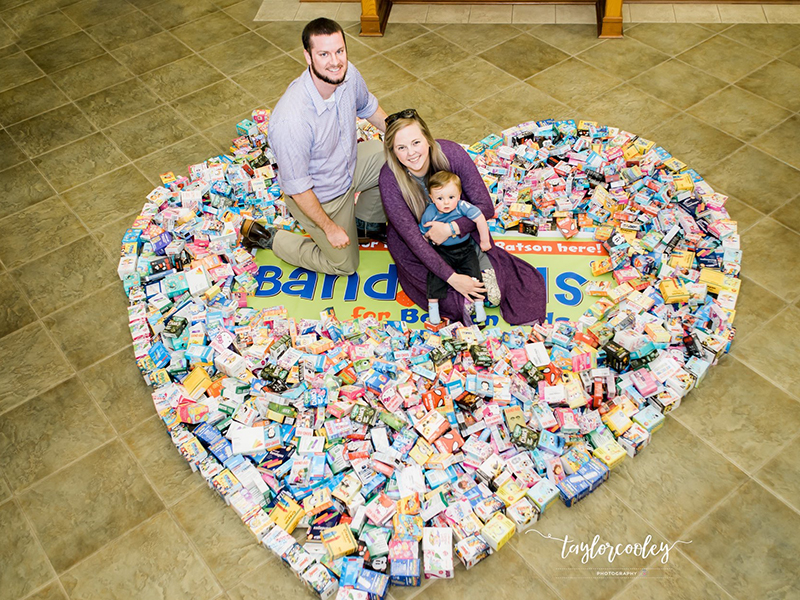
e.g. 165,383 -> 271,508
310,60 -> 347,85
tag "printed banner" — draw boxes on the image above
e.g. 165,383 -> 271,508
249,232 -> 611,329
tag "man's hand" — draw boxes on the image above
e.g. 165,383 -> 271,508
325,223 -> 350,249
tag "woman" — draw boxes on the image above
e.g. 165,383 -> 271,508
378,109 -> 547,326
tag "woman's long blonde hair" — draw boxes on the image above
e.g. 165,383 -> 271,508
383,113 -> 450,221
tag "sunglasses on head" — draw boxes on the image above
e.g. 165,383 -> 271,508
385,108 -> 418,128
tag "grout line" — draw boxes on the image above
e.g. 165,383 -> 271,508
748,427 -> 800,482
507,543 -> 569,600
10,494 -> 72,600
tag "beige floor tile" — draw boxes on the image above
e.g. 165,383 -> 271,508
764,4 -> 800,23
389,4 -> 429,24
384,32 -> 469,79
676,355 -> 800,471
353,54 -> 417,99
722,23 -> 800,56
738,59 -> 800,112
510,486 -> 671,599
577,35 -> 669,80
469,4 -> 512,24
0,195 -> 87,269
25,582 -> 69,600
428,109 -> 501,146
739,218 -> 800,301
605,417 -> 747,540
123,417 -> 203,505
472,81 -> 570,131
254,0 -> 298,21
42,284 -> 131,371
556,4 -> 597,24
752,114 -> 800,171
79,346 -> 159,434
60,511 -> 221,600
135,135 -> 220,186
629,59 -> 725,111
625,23 -> 714,55
754,434 -> 800,511
336,1 -> 362,22
629,3 -> 676,23
512,4 -> 554,24
427,4 -> 471,24
683,481 -> 800,599
527,23 -> 603,54
674,4 -> 721,23
381,80 -> 466,124
623,3 -> 632,23
0,377 -> 114,491
527,57 -> 621,109
427,55 -> 518,107
18,441 -> 163,573
294,1 -> 340,21
772,196 -> 800,234
677,35 -> 772,82
616,550 -> 731,600
723,196 -> 765,233
688,85 -> 791,142
94,211 -> 139,259
32,133 -> 129,193
10,236 -> 116,317
729,276 -> 788,343
173,485 -> 270,588
62,164 -> 157,230
0,322 -> 74,414
719,3 -> 768,23
345,20 -> 424,49
734,304 -> 800,391
574,84 -> 678,139
703,145 -> 800,213
480,32 -> 569,79
0,271 -> 36,338
233,53 -> 304,106
409,547 -> 560,600
436,23 -> 521,54
0,500 -> 54,599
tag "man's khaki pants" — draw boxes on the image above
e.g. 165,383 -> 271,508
272,140 -> 386,276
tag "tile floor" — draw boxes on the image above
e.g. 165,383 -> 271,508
1,1 -> 800,599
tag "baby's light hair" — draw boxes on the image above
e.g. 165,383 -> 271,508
428,170 -> 462,195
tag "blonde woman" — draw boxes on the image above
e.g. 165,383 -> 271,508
378,109 -> 547,326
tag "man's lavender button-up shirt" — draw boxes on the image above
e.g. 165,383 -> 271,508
267,63 -> 379,203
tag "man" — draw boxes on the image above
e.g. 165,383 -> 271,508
242,18 -> 388,276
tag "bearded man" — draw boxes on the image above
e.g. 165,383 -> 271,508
242,18 -> 388,275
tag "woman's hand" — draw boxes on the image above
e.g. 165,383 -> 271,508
423,221 -> 456,245
447,273 -> 486,301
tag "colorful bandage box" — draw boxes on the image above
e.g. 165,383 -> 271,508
322,523 -> 358,559
592,440 -> 627,469
454,534 -> 492,569
631,405 -> 665,433
480,512 -> 516,551
389,559 -> 421,586
422,527 -> 454,579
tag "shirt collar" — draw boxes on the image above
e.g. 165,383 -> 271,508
302,65 -> 351,116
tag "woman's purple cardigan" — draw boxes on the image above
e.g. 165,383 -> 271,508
378,139 -> 547,326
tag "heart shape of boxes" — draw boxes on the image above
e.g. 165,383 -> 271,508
119,114 -> 739,599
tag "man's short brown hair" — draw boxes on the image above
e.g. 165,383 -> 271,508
302,18 -> 345,52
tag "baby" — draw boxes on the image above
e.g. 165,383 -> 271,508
419,171 -> 492,325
